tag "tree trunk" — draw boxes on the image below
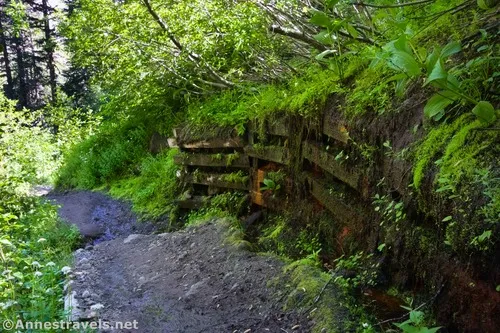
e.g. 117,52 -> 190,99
0,11 -> 14,99
42,0 -> 56,103
14,34 -> 28,108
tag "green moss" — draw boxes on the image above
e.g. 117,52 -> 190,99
412,114 -> 471,190
438,119 -> 489,185
221,170 -> 249,184
413,112 -> 498,255
282,261 -> 361,333
345,63 -> 394,118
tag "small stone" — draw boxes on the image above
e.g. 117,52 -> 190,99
64,291 -> 82,321
292,325 -> 301,330
78,258 -> 90,265
90,303 -> 104,311
82,290 -> 91,298
124,234 -> 142,244
79,224 -> 105,238
79,263 -> 92,270
185,278 -> 209,298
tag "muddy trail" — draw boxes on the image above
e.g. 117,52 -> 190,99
47,191 -> 331,333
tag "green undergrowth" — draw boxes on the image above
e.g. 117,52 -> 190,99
0,92 -> 91,326
56,113 -> 184,222
0,92 -> 82,324
57,122 -> 149,189
0,190 -> 80,323
185,66 -> 343,133
274,259 -> 375,333
185,191 -> 249,226
257,213 -> 322,264
413,113 -> 499,255
109,149 -> 179,220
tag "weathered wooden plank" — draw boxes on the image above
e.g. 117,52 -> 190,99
306,174 -> 362,225
302,141 -> 361,191
176,196 -> 209,209
177,137 -> 244,149
174,153 -> 249,168
185,172 -> 249,190
244,145 -> 289,165
323,120 -> 349,144
267,120 -> 288,137
251,190 -> 265,207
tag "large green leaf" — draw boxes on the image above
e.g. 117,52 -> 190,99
313,30 -> 333,45
325,0 -> 340,8
393,35 -> 412,54
446,74 -> 461,90
424,60 -> 448,86
425,49 -> 439,74
472,101 -> 497,123
424,91 -> 458,119
440,41 -> 461,58
346,24 -> 359,38
310,11 -> 332,28
390,50 -> 421,76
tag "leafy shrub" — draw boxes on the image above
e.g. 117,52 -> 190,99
0,182 -> 80,323
57,123 -> 148,189
0,95 -> 58,188
186,191 -> 248,226
0,92 -> 81,323
109,149 -> 180,220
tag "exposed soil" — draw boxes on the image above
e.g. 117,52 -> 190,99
48,191 -> 314,333
47,191 -> 157,243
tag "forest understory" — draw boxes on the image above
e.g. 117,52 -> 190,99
0,0 -> 499,332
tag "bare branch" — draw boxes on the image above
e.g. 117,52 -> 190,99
270,25 -> 327,51
352,0 -> 435,8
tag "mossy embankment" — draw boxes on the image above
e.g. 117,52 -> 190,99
56,3 -> 499,331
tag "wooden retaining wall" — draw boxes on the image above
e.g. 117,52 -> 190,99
169,115 -> 371,228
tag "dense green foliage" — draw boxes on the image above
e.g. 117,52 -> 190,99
109,149 -> 179,220
0,92 -> 83,323
1,0 -> 498,331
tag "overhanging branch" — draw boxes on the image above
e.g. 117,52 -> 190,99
269,25 -> 327,51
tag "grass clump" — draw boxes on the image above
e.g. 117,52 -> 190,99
109,149 -> 179,220
186,191 -> 248,226
56,123 -> 148,189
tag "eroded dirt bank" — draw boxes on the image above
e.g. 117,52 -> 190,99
48,191 -> 333,333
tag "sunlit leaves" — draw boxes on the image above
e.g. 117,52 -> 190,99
472,101 -> 496,123
424,91 -> 458,120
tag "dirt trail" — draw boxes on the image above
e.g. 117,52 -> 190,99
48,191 -> 313,333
